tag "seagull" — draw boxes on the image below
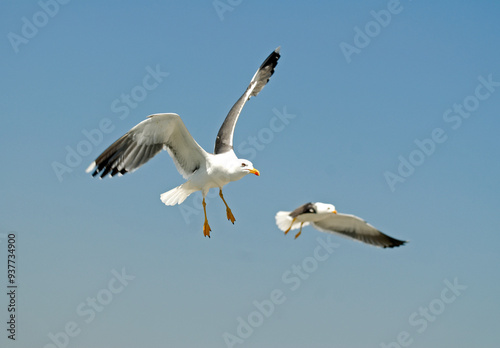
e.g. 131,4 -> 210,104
86,47 -> 281,237
275,202 -> 407,248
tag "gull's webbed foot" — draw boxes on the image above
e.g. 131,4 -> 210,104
226,207 -> 236,224
284,218 -> 296,235
203,220 -> 211,238
294,222 -> 304,239
219,189 -> 236,224
202,197 -> 211,238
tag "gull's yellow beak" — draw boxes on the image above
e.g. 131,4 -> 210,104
248,168 -> 260,176
333,210 -> 337,214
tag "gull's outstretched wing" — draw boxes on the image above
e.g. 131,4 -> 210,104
86,113 -> 208,179
312,213 -> 407,248
214,47 -> 281,154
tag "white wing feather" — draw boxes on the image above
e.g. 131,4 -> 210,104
86,113 -> 208,179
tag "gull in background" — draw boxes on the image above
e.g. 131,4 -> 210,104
87,47 -> 281,237
276,202 -> 407,248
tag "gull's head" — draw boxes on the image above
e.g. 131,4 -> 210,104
314,202 -> 337,215
239,159 -> 260,176
228,159 -> 260,181
222,158 -> 260,182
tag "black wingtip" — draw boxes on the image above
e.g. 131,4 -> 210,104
259,47 -> 281,71
383,238 -> 408,249
90,166 -> 128,179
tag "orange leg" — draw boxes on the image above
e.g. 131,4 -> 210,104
202,198 -> 211,238
219,189 -> 236,224
284,218 -> 296,235
294,222 -> 304,239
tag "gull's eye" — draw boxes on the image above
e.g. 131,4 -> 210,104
241,163 -> 247,167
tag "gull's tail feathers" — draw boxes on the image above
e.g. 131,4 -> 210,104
275,211 -> 305,232
160,182 -> 197,206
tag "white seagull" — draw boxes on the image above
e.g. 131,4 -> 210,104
275,202 -> 407,248
87,47 -> 281,237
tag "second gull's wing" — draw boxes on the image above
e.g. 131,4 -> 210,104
312,213 -> 407,248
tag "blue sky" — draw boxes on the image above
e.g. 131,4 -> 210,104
1,1 -> 499,347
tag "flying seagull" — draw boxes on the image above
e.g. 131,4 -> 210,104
86,47 -> 281,237
275,202 -> 407,248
